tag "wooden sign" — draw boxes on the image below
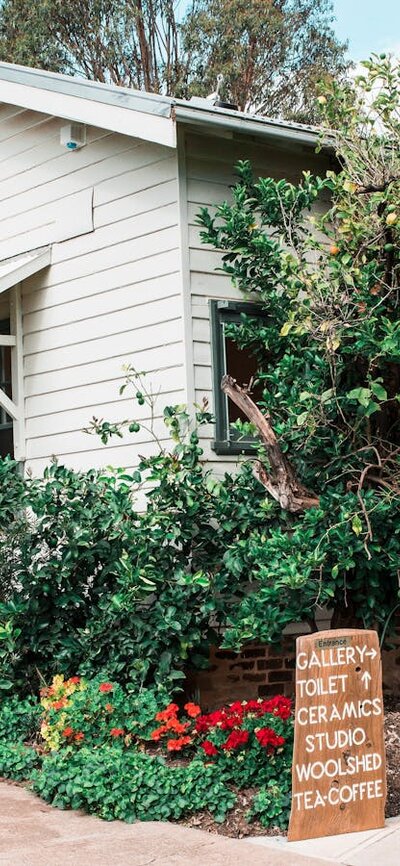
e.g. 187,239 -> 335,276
288,629 -> 386,842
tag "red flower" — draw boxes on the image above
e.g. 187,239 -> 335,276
68,676 -> 80,685
166,735 -> 192,751
184,702 -> 201,718
229,701 -> 245,714
201,740 -> 218,757
166,718 -> 190,734
110,728 -> 125,737
52,698 -> 68,710
150,727 -> 165,741
105,703 -> 113,713
62,726 -> 74,737
155,703 -> 179,722
74,731 -> 84,742
222,730 -> 249,750
221,713 -> 242,730
255,727 -> 286,751
99,682 -> 113,693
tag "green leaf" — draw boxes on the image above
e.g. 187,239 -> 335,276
351,515 -> 363,536
370,381 -> 387,401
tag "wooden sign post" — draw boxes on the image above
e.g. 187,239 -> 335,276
288,629 -> 386,842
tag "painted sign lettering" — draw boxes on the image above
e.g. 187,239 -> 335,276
288,629 -> 386,841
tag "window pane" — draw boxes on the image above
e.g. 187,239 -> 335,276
225,335 -> 263,427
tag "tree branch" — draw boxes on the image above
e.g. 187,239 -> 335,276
221,375 -> 319,512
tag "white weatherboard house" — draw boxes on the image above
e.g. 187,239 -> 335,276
0,62 -> 330,479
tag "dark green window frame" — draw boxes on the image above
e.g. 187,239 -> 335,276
210,300 -> 265,455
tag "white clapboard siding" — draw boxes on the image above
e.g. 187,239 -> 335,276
23,250 -> 179,311
27,404 -> 179,448
24,343 -> 183,398
0,104 -> 185,473
25,316 -> 183,376
184,130 -> 330,475
24,272 -> 180,333
26,437 -> 174,477
26,366 -> 185,418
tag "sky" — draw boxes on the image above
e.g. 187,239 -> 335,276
331,0 -> 400,61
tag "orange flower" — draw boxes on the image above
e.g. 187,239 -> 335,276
155,703 -> 179,722
150,726 -> 166,741
99,682 -> 113,693
165,718 -> 189,733
62,727 -> 74,737
52,698 -> 68,710
68,676 -> 80,685
166,736 -> 192,751
74,731 -> 84,742
105,703 -> 113,713
184,702 -> 201,718
110,728 -> 125,737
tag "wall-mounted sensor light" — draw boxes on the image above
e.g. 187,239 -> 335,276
60,123 -> 86,150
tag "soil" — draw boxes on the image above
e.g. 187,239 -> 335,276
182,698 -> 400,838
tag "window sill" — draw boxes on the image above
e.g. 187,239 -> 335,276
212,439 -> 257,456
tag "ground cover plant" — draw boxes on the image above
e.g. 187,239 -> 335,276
0,676 -> 293,829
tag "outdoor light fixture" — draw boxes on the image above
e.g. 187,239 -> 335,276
60,123 -> 86,150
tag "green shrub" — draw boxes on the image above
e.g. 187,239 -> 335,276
248,783 -> 292,829
32,748 -> 236,823
0,695 -> 41,742
0,419 -> 266,696
0,741 -> 41,780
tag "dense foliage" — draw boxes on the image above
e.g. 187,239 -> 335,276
0,406 -> 267,694
197,55 -> 400,640
0,0 -> 349,120
0,678 -> 293,828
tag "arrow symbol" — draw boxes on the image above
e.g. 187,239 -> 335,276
366,648 -> 377,660
361,671 -> 372,690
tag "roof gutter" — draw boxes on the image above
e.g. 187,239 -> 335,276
173,104 -> 321,149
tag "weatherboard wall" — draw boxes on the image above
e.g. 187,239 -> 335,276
183,129 -> 330,476
0,103 -> 183,475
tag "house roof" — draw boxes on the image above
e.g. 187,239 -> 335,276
0,61 -> 321,151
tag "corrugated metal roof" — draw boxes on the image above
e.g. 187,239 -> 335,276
0,61 -> 322,147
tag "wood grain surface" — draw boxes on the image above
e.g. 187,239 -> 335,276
288,628 -> 386,841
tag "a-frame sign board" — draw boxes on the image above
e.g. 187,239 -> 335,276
288,629 -> 386,842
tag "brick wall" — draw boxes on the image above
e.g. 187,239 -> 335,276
187,638 -> 302,710
188,618 -> 400,710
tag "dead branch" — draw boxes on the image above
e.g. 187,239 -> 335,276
221,375 -> 319,512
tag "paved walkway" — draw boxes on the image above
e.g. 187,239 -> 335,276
0,783 -> 333,866
1,781 -> 399,866
248,816 -> 400,866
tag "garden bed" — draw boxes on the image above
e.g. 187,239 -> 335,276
0,680 -> 399,839
182,698 -> 400,837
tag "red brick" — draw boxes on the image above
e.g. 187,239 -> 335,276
243,674 -> 265,682
257,659 -> 283,671
268,671 -> 293,683
258,684 -> 280,697
242,647 -> 267,659
229,661 -> 254,671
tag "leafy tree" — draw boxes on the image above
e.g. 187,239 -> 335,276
0,0 -> 185,92
0,0 -> 349,120
182,0 -> 349,119
198,54 -> 400,640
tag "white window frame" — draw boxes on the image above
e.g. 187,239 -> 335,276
0,284 -> 24,460
0,247 -> 52,462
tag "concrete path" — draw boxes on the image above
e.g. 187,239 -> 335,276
248,816 -> 400,866
0,782 -> 334,866
2,781 -> 399,866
